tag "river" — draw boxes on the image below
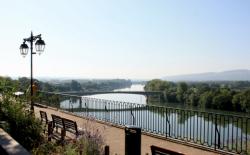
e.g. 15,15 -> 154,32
59,84 -> 250,153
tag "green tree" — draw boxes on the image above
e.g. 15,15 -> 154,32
232,89 -> 250,113
196,83 -> 210,94
212,89 -> 232,110
186,88 -> 199,106
240,89 -> 250,113
199,91 -> 213,108
232,92 -> 242,111
70,80 -> 82,91
144,79 -> 170,91
176,82 -> 188,103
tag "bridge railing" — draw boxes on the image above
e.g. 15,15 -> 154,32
36,91 -> 250,154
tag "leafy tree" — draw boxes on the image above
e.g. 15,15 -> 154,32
196,83 -> 210,94
70,80 -> 82,91
232,89 -> 250,113
18,77 -> 30,91
176,82 -> 188,103
164,87 -> 178,103
145,79 -> 173,101
199,91 -> 213,108
240,90 -> 250,113
212,89 -> 232,110
186,88 -> 199,106
144,79 -> 170,91
232,93 -> 242,111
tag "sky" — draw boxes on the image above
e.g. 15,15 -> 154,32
0,0 -> 250,79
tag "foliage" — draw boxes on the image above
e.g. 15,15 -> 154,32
145,79 -> 250,113
176,82 -> 188,103
199,91 -> 213,108
0,76 -> 132,93
31,141 -> 62,154
71,80 -> 82,91
32,118 -> 105,155
0,92 -> 44,151
78,126 -> 105,155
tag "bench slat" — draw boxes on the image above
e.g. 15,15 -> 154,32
151,145 -> 185,155
51,114 -> 63,128
63,118 -> 78,134
40,111 -> 48,123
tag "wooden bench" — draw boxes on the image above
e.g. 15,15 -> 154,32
50,114 -> 65,141
63,118 -> 84,138
51,114 -> 64,131
50,114 -> 84,141
151,145 -> 185,155
39,111 -> 49,133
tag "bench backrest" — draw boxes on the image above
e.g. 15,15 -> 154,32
40,111 -> 48,123
63,118 -> 78,135
51,114 -> 63,129
151,145 -> 185,155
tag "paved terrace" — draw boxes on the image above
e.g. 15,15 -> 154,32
34,105 -> 221,155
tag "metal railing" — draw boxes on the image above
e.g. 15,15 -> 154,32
36,91 -> 250,154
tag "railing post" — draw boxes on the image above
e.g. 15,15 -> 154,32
165,108 -> 167,137
214,114 -> 217,150
246,118 -> 249,154
165,108 -> 170,137
165,108 -> 168,137
105,103 -> 108,121
85,98 -> 89,117
79,97 -> 82,111
214,114 -> 220,150
130,105 -> 135,125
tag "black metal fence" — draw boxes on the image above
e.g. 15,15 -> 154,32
37,91 -> 250,154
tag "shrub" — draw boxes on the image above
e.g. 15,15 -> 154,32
0,93 -> 44,150
32,118 -> 106,155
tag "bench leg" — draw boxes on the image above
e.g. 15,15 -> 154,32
61,128 -> 66,142
48,122 -> 53,141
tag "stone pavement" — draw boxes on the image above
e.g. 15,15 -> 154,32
34,105 -> 220,155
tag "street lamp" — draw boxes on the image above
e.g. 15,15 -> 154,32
19,31 -> 45,111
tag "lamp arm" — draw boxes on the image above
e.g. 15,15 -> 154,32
23,34 -> 42,42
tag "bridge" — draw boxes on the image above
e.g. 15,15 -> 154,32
60,91 -> 163,97
62,105 -> 147,113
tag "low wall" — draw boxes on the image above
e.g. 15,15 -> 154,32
0,128 -> 30,155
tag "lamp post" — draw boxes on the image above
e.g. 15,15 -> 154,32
19,31 -> 45,111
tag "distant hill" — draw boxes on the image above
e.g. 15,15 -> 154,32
163,69 -> 250,81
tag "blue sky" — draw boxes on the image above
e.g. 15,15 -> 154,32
0,0 -> 249,79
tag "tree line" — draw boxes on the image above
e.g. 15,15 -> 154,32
144,79 -> 250,113
0,76 -> 132,93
